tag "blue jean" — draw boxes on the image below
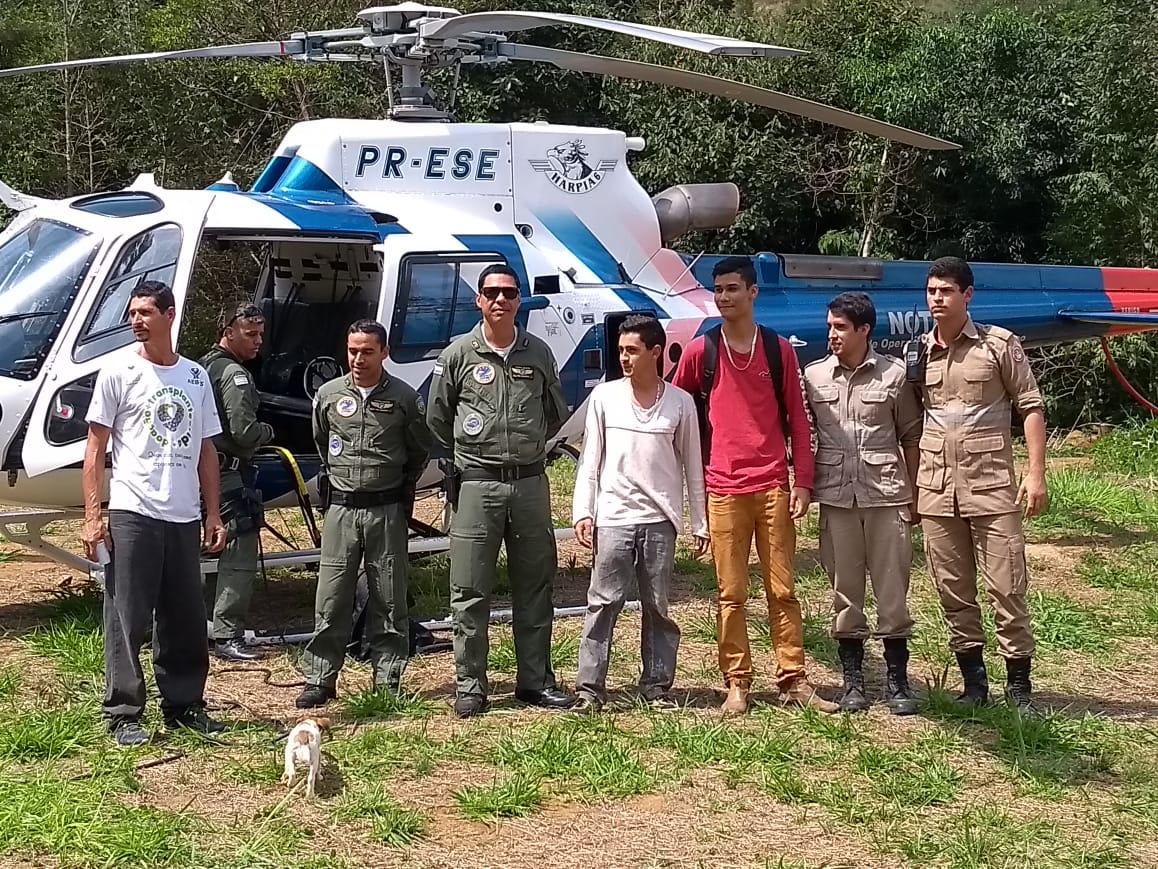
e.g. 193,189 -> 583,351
575,522 -> 680,703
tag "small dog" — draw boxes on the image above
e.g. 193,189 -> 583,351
282,714 -> 330,797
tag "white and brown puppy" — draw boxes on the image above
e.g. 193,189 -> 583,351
282,714 -> 330,797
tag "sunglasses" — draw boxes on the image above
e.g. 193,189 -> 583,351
222,304 -> 264,330
479,285 -> 520,301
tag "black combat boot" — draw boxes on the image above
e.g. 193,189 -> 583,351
954,648 -> 989,707
1004,657 -> 1033,709
837,638 -> 871,713
882,638 -> 920,716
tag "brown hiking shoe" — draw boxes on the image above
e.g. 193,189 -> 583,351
721,683 -> 750,717
780,679 -> 839,714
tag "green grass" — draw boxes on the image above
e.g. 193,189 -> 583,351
327,724 -> 454,779
0,666 -> 19,702
1077,546 -> 1158,592
1091,420 -> 1158,478
1029,590 -> 1105,653
453,774 -> 542,821
1030,467 -> 1158,536
853,743 -> 963,807
341,687 -> 436,721
0,771 -> 190,868
0,706 -> 101,761
21,594 -> 105,690
492,717 -> 658,798
489,628 -> 576,673
333,784 -> 427,847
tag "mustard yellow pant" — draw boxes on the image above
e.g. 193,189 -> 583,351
708,488 -> 806,691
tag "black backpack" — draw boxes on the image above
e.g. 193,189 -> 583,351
694,324 -> 792,463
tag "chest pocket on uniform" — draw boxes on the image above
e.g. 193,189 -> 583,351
508,363 -> 541,411
962,362 -> 995,405
857,388 -> 888,424
809,384 -> 839,426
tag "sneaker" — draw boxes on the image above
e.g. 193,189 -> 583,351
163,704 -> 226,735
642,691 -> 680,711
112,719 -> 151,748
295,684 -> 337,709
780,679 -> 840,714
570,695 -> 603,716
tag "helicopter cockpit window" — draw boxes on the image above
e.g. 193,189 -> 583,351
0,219 -> 99,380
73,223 -> 182,363
390,253 -> 501,364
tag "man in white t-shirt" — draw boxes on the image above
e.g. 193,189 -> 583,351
82,281 -> 227,747
571,314 -> 709,713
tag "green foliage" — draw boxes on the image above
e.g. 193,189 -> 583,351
1091,420 -> 1158,477
333,784 -> 427,847
453,774 -> 542,821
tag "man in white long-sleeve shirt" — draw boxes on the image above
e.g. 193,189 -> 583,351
571,315 -> 709,713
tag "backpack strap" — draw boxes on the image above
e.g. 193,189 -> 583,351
758,325 -> 791,444
695,325 -> 722,464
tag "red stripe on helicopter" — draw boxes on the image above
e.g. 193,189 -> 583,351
1103,267 -> 1158,336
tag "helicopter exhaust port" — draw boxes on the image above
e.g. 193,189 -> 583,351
651,183 -> 740,244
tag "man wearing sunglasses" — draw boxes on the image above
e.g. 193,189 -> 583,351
199,304 -> 275,662
427,263 -> 575,717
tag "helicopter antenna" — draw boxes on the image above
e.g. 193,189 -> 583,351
0,4 -> 960,148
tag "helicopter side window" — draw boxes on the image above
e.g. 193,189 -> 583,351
389,253 -> 502,364
73,223 -> 182,364
0,218 -> 99,381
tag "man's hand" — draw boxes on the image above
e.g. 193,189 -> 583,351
693,534 -> 711,557
789,486 -> 811,520
1017,471 -> 1049,520
203,513 -> 227,554
574,518 -> 593,549
82,515 -> 111,562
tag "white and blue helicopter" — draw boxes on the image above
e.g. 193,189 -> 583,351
1,4 -> 1151,586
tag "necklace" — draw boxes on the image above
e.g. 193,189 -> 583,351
723,328 -> 758,371
630,380 -> 664,423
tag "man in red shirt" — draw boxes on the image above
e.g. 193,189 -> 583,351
674,256 -> 838,716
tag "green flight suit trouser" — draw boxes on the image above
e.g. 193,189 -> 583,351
212,469 -> 259,641
300,502 -> 410,691
449,474 -> 558,698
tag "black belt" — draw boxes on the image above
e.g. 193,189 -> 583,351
330,488 -> 405,508
460,461 -> 544,483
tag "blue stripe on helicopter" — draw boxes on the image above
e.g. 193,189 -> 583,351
533,208 -> 669,318
680,252 -> 1119,364
239,191 -> 410,239
454,234 -> 531,294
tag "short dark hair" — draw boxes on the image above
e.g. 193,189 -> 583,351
619,314 -> 666,351
478,262 -> 520,292
827,292 -> 876,333
130,280 -> 175,313
927,256 -> 974,291
218,302 -> 264,336
711,255 -> 757,288
347,319 -> 388,349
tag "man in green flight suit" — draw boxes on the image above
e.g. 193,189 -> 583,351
295,320 -> 432,708
426,263 -> 575,717
200,304 -> 275,662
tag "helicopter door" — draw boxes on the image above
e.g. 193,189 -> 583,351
20,190 -> 213,477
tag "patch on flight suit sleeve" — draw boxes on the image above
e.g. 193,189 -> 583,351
416,394 -> 426,413
432,362 -> 444,376
233,373 -> 249,386
1011,343 -> 1025,364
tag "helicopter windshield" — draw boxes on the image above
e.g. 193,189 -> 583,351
0,218 -> 99,380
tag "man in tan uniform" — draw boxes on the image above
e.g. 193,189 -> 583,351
805,292 -> 923,716
915,257 -> 1048,708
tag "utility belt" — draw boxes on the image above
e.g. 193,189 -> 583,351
328,487 -> 407,509
460,461 -> 544,483
218,453 -> 256,481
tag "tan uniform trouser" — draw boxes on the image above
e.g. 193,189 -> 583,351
819,504 -> 914,640
921,511 -> 1035,659
708,488 -> 807,692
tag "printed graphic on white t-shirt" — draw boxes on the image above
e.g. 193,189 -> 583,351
86,349 -> 223,523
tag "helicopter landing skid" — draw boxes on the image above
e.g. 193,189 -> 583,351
0,509 -> 90,575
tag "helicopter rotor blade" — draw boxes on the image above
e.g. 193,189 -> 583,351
422,12 -> 806,58
500,44 -> 960,151
0,40 -> 310,78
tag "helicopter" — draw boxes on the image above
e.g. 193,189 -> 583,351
0,3 -> 1156,586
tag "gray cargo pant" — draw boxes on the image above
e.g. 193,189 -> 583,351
211,470 -> 261,641
300,502 -> 410,691
103,510 -> 209,725
575,521 -> 680,703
